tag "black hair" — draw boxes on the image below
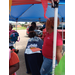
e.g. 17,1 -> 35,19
9,23 -> 13,29
28,31 -> 36,38
31,22 -> 36,26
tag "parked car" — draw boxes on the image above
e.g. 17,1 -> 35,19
26,25 -> 43,35
26,25 -> 30,35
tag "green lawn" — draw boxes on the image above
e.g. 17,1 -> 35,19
13,27 -> 26,30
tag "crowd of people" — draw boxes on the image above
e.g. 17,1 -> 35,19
9,17 -> 63,75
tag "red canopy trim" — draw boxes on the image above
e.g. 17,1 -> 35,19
12,0 -> 42,5
11,0 -> 53,6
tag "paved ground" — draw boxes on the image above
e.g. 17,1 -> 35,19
14,30 -> 31,75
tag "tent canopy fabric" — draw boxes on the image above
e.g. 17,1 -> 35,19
9,0 -> 65,22
9,4 -> 65,22
12,0 -> 65,5
10,4 -> 55,22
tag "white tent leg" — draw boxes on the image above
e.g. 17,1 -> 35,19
52,8 -> 58,75
15,21 -> 17,48
16,21 -> 17,31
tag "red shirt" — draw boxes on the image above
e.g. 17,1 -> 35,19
42,31 -> 63,59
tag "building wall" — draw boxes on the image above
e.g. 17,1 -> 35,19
15,25 -> 22,27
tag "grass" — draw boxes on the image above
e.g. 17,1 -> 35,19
13,27 -> 27,30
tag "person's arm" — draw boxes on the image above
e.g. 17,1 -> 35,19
9,63 -> 19,75
56,45 -> 62,64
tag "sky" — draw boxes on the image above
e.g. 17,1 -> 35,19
9,21 -> 25,24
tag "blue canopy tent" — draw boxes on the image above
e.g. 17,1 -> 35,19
58,5 -> 65,22
9,4 -> 65,22
9,4 -> 55,22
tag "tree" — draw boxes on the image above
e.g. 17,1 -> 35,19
25,22 -> 27,24
21,24 -> 24,27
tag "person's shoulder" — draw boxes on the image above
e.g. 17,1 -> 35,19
11,30 -> 16,32
10,30 -> 17,33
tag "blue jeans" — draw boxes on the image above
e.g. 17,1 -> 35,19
40,56 -> 57,75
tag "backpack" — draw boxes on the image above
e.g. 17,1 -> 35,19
9,31 -> 20,44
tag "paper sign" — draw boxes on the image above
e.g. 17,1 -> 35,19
30,47 -> 41,52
